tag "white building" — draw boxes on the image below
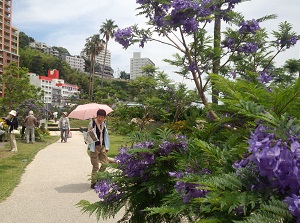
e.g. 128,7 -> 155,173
28,70 -> 80,106
81,50 -> 111,67
60,54 -> 85,72
28,73 -> 53,104
130,52 -> 155,80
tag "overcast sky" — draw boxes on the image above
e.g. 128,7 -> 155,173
12,0 -> 300,88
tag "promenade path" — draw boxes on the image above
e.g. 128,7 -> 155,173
0,131 -> 124,223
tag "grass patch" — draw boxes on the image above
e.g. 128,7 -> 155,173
0,135 -> 59,203
69,119 -> 90,128
109,133 -> 130,157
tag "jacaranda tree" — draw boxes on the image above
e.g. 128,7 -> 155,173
78,0 -> 300,222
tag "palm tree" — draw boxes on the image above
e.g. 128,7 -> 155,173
84,34 -> 105,101
284,59 -> 300,78
99,19 -> 118,87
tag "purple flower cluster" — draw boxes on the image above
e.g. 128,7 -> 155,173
275,34 -> 299,49
174,181 -> 207,203
114,135 -> 188,178
222,38 -> 236,51
115,144 -> 155,178
234,124 -> 300,220
284,195 -> 300,221
114,27 -> 133,49
169,170 -> 209,203
237,42 -> 259,55
158,134 -> 188,156
238,19 -> 260,34
188,62 -> 197,72
258,72 -> 273,84
94,179 -> 123,203
169,0 -> 200,33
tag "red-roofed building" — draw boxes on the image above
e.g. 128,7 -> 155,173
29,69 -> 80,106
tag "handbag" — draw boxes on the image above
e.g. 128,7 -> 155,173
67,131 -> 72,138
11,129 -> 19,134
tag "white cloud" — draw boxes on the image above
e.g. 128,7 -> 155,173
12,0 -> 300,88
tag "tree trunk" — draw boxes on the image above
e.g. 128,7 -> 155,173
101,43 -> 108,88
212,11 -> 221,105
89,55 -> 95,102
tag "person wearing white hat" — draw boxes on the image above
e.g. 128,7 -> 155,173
5,110 -> 19,152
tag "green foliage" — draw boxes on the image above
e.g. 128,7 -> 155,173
18,31 -> 35,48
0,63 -> 43,113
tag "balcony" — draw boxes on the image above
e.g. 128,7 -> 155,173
5,1 -> 11,7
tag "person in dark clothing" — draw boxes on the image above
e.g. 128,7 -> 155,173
5,110 -> 19,152
21,114 -> 26,140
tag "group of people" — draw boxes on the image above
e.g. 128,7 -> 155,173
4,110 -> 37,152
4,107 -> 112,189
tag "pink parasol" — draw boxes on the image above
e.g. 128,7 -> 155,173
68,103 -> 113,120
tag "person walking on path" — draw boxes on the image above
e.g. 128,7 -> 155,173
87,109 -> 110,189
58,112 -> 70,143
25,110 -> 37,144
53,111 -> 58,123
4,110 -> 18,152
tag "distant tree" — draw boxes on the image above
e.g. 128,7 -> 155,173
0,62 -> 42,113
83,34 -> 105,101
19,31 -> 35,48
99,19 -> 118,87
119,71 -> 130,80
52,46 -> 70,56
29,55 -> 44,75
141,64 -> 158,77
284,58 -> 300,78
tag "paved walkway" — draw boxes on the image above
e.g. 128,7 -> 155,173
0,131 -> 124,223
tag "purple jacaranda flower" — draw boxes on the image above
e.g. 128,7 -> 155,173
238,19 -> 260,34
237,42 -> 259,55
114,27 -> 133,49
188,62 -> 197,72
183,17 -> 198,33
222,37 -> 236,50
258,72 -> 273,84
276,34 -> 299,49
159,134 -> 187,156
115,145 -> 155,178
291,141 -> 300,158
94,179 -> 123,203
169,171 -> 184,178
174,181 -> 207,203
255,144 -> 281,178
284,194 -> 300,222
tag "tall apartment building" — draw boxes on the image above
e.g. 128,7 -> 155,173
0,0 -> 19,96
80,49 -> 114,78
130,52 -> 155,80
95,49 -> 111,67
60,54 -> 85,72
